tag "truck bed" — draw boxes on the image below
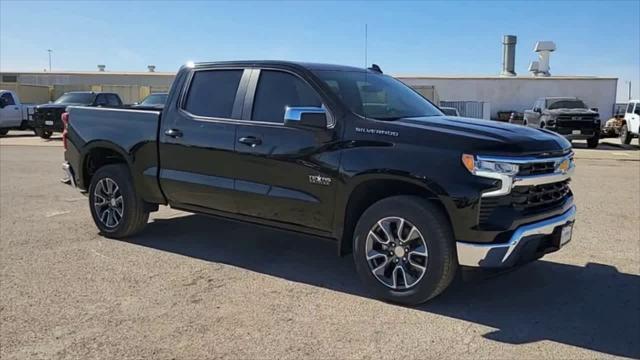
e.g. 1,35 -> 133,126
65,106 -> 165,204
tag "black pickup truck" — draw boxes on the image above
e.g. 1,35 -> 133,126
34,91 -> 123,139
523,97 -> 601,148
62,61 -> 576,305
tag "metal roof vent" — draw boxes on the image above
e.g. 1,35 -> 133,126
501,35 -> 517,76
97,64 -> 106,72
147,65 -> 156,72
529,41 -> 556,77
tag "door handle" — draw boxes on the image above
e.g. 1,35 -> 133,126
238,136 -> 262,147
164,128 -> 183,138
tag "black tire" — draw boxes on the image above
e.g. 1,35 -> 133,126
35,128 -> 52,139
353,195 -> 457,305
88,164 -> 149,238
0,129 -> 8,136
587,134 -> 599,148
620,124 -> 632,145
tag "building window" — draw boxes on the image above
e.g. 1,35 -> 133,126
2,75 -> 18,83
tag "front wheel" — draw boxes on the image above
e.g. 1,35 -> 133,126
353,196 -> 457,305
0,129 -> 8,136
35,128 -> 52,139
88,164 -> 149,238
587,134 -> 599,148
620,124 -> 632,145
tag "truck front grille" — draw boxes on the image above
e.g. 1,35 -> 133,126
517,161 -> 556,176
556,119 -> 596,130
478,180 -> 571,225
511,180 -> 571,210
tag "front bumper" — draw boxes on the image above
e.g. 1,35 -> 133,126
456,205 -> 576,268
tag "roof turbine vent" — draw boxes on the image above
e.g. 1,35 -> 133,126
529,41 -> 556,77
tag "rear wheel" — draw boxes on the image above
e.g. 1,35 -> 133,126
88,164 -> 149,238
620,124 -> 632,145
587,134 -> 599,148
35,128 -> 52,139
353,196 -> 457,305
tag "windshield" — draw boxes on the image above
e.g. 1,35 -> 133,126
139,93 -> 168,106
547,99 -> 587,110
54,93 -> 95,105
313,70 -> 442,120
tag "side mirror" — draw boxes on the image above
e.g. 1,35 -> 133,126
590,107 -> 599,112
284,107 -> 328,129
534,108 -> 541,113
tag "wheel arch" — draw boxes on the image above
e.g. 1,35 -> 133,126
80,141 -> 132,189
336,175 -> 451,256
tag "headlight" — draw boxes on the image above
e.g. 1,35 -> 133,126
461,154 -> 519,175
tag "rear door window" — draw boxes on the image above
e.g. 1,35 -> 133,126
106,94 -> 121,106
94,94 -> 108,106
251,70 -> 322,123
184,70 -> 243,119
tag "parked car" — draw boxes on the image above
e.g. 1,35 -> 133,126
0,90 -> 36,135
131,92 -> 168,110
439,106 -> 459,116
33,92 -> 123,139
508,111 -> 525,125
620,100 -> 640,144
523,97 -> 601,148
62,61 -> 576,305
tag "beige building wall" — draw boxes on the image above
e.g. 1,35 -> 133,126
0,83 -> 51,104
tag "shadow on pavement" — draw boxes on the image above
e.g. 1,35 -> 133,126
129,214 -> 639,358
0,132 -> 36,138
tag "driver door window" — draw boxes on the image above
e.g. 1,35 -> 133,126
251,70 -> 322,123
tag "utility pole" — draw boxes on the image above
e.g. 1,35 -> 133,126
47,49 -> 52,72
627,81 -> 632,101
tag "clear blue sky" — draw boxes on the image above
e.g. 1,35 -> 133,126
1,0 -> 639,100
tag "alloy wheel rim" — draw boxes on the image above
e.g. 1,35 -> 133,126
93,177 -> 124,228
365,217 -> 428,290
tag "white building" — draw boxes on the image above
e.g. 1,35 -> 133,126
399,75 -> 618,120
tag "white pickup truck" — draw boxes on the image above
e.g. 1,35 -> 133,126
0,90 -> 37,135
620,100 -> 640,144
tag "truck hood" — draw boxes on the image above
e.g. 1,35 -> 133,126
395,116 -> 571,156
36,103 -> 87,110
546,108 -> 598,116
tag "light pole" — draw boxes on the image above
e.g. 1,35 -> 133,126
625,81 -> 632,101
47,49 -> 52,72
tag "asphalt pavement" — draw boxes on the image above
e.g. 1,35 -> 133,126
1,132 -> 639,359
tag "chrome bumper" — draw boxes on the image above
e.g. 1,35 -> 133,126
61,162 -> 77,188
457,205 -> 576,268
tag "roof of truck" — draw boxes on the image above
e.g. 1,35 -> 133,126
192,60 -> 370,72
